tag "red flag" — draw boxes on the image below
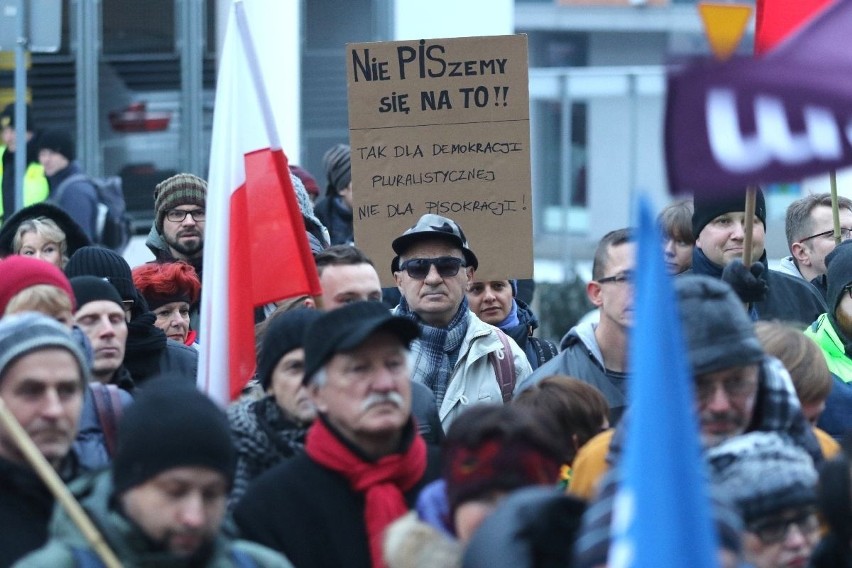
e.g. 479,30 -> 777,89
755,0 -> 833,54
199,0 -> 321,404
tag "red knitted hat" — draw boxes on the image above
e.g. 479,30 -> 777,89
0,255 -> 75,315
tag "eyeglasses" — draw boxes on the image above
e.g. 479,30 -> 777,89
748,511 -> 820,545
799,227 -> 852,243
597,270 -> 634,285
398,257 -> 466,279
695,375 -> 757,403
166,208 -> 206,223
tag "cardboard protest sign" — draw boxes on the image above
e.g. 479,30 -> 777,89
346,34 -> 532,285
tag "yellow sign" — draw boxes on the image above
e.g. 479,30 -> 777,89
698,2 -> 753,61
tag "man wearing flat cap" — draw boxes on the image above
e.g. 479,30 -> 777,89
235,301 -> 440,568
391,213 -> 531,431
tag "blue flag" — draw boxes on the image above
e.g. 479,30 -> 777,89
607,195 -> 719,567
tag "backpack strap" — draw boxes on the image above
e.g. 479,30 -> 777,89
489,328 -> 517,403
528,336 -> 559,367
50,172 -> 89,204
90,383 -> 124,457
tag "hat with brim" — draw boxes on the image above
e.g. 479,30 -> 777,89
303,301 -> 420,385
0,202 -> 92,258
391,213 -> 478,273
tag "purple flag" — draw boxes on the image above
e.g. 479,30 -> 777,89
666,0 -> 852,194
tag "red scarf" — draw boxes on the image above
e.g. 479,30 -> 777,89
306,418 -> 427,568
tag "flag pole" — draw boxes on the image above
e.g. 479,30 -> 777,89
742,186 -> 757,266
0,398 -> 122,568
831,170 -> 842,245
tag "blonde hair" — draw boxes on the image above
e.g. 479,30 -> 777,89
12,217 -> 68,266
5,284 -> 74,320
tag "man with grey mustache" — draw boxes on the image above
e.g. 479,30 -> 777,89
234,301 -> 441,568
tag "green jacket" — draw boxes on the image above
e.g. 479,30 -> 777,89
804,313 -> 852,382
13,471 -> 293,568
0,145 -> 48,219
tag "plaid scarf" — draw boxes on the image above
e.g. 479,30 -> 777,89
396,297 -> 470,406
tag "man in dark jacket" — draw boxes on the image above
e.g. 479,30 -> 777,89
64,245 -> 198,387
518,229 -> 634,425
235,302 -> 441,568
691,188 -> 827,325
37,129 -> 99,242
0,313 -> 88,566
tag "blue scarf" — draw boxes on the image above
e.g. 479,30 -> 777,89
496,299 -> 520,330
396,296 -> 470,407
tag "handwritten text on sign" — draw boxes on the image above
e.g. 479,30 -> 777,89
346,35 -> 532,285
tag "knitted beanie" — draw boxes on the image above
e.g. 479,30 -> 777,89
322,144 -> 351,194
675,275 -> 764,376
153,173 -> 207,233
707,432 -> 817,524
0,255 -> 75,314
0,312 -> 89,386
37,128 -> 75,161
825,240 -> 852,316
112,378 -> 235,494
69,276 -> 124,310
64,246 -> 136,302
257,308 -> 322,390
692,188 -> 766,238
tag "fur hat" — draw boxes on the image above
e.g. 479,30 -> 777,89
112,378 -> 235,494
692,188 -> 766,238
37,128 -> 75,161
0,202 -> 92,258
675,275 -> 764,376
707,431 -> 817,524
323,144 -> 351,195
153,173 -> 207,233
0,255 -> 75,314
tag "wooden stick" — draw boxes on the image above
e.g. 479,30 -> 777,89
0,398 -> 122,568
831,170 -> 842,245
742,186 -> 757,267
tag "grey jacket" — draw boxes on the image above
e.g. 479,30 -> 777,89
517,321 -> 628,425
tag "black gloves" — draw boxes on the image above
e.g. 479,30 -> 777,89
722,259 -> 769,304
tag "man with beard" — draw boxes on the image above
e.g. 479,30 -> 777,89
145,173 -> 206,282
17,379 -> 292,567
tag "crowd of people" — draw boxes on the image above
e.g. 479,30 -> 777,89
0,124 -> 851,568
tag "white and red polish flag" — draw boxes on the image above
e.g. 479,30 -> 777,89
198,0 -> 321,404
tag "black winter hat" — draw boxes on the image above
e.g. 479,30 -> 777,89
692,188 -> 766,238
65,246 -> 136,302
69,275 -> 123,310
0,102 -> 34,132
825,239 -> 852,316
112,378 -> 235,495
0,202 -> 92,258
322,144 -> 351,194
257,308 -> 322,390
675,275 -> 764,376
391,213 -> 479,273
37,128 -> 75,161
302,301 -> 419,385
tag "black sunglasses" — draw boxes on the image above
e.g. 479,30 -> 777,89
399,257 -> 466,279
